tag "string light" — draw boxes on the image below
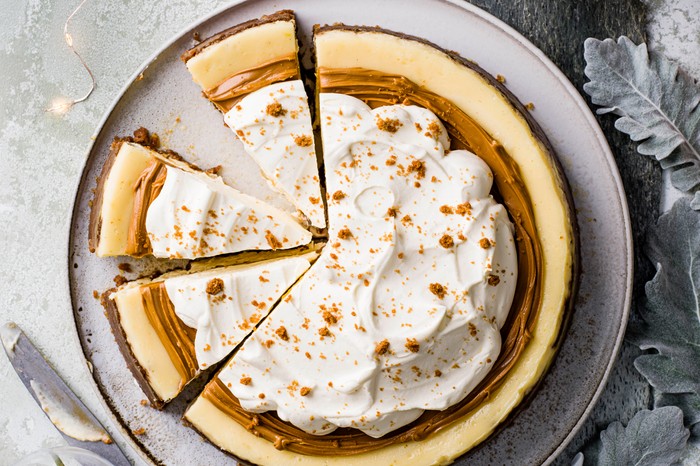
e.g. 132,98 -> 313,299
45,0 -> 95,114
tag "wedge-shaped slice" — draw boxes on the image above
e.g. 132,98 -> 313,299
88,128 -> 312,259
184,25 -> 576,466
103,248 -> 318,407
182,10 -> 326,229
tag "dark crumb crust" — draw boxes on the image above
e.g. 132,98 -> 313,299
87,127 -> 207,254
181,10 -> 295,63
312,23 -> 582,451
101,289 -> 166,409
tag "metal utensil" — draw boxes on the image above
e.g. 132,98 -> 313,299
2,322 -> 130,465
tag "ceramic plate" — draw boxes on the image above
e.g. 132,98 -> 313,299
68,0 -> 633,464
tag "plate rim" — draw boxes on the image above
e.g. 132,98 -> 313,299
66,1 -> 634,464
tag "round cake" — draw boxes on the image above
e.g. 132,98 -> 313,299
90,10 -> 577,466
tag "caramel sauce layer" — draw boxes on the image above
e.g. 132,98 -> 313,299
199,67 -> 545,456
126,160 -> 166,257
141,282 -> 198,386
204,54 -> 299,112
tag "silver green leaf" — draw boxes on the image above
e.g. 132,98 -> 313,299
579,407 -> 689,466
628,198 -> 700,444
597,407 -> 688,465
583,37 -> 700,202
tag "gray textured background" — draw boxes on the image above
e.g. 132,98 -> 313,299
1,0 -> 699,464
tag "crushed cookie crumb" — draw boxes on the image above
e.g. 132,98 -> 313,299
407,159 -> 426,179
206,278 -> 224,295
240,376 -> 252,385
322,311 -> 338,325
337,228 -> 353,240
300,386 -> 312,397
496,74 -> 506,83
132,427 -> 146,436
405,338 -> 420,353
332,190 -> 346,201
385,155 -> 397,166
426,121 -> 442,139
309,196 -> 320,205
117,263 -> 132,273
92,290 -> 100,300
386,207 -> 398,217
275,326 -> 289,341
429,283 -> 447,299
318,327 -> 331,337
439,205 -> 453,215
293,134 -> 313,147
525,102 -> 535,110
376,116 -> 402,133
434,369 -> 442,377
265,231 -> 283,249
487,274 -> 501,286
468,323 -> 478,337
140,399 -> 149,406
258,393 -> 266,399
439,234 -> 454,249
479,238 -> 494,249
375,339 -> 390,355
113,275 -> 127,287
455,202 -> 472,216
266,102 -> 286,117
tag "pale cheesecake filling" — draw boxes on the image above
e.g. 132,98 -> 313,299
144,156 -> 312,259
185,19 -> 297,91
214,94 -> 517,438
224,80 -> 326,228
164,255 -> 314,370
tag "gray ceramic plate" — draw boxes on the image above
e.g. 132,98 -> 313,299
68,0 -> 633,464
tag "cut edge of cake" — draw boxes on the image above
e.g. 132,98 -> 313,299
102,245 -> 322,408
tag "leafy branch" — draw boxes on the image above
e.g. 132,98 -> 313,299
583,36 -> 700,209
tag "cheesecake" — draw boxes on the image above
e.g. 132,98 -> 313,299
182,11 -> 326,230
88,128 -> 312,259
103,248 -> 319,407
183,24 -> 576,466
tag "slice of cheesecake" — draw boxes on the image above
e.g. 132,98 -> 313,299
103,248 -> 319,407
88,128 -> 312,259
182,10 -> 326,230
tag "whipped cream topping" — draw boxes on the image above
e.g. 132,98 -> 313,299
218,94 -> 518,437
164,254 -> 314,370
145,163 -> 312,259
224,80 -> 326,229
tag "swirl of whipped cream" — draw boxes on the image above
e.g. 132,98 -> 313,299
224,80 -> 326,228
145,165 -> 312,259
164,255 -> 314,370
218,93 -> 518,437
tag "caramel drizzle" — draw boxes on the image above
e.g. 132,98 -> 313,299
125,159 -> 167,257
141,282 -> 198,387
204,54 -> 299,112
199,67 -> 545,456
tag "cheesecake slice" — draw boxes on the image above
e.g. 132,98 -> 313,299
182,11 -> 326,230
103,248 -> 319,407
88,128 -> 312,259
183,25 -> 576,466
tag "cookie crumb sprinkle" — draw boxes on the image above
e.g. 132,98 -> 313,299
206,278 -> 224,295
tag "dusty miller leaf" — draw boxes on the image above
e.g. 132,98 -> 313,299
583,37 -> 700,204
577,408 -> 688,465
595,407 -> 688,466
628,198 -> 700,444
